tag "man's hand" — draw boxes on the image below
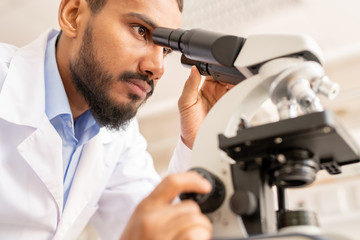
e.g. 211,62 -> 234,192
120,171 -> 213,240
178,66 -> 233,149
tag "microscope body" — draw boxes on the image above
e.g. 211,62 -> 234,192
153,28 -> 360,240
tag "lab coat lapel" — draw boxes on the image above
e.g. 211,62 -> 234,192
17,116 -> 64,214
59,131 -> 108,232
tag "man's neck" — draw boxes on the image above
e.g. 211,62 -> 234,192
56,34 -> 89,122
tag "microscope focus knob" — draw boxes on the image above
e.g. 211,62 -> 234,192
179,168 -> 226,214
230,190 -> 257,216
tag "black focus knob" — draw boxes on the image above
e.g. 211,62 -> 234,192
179,168 -> 226,214
230,190 -> 257,216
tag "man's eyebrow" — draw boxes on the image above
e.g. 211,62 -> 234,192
125,12 -> 158,29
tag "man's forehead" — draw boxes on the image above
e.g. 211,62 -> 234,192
118,0 -> 180,9
112,0 -> 182,28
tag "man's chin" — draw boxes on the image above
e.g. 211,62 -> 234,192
93,93 -> 151,130
89,101 -> 139,131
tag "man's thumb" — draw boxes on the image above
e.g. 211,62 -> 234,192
178,66 -> 202,109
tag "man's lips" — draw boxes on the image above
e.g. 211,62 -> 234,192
126,78 -> 152,95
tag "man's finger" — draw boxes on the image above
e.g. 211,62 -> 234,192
185,66 -> 202,91
170,210 -> 212,240
146,171 -> 212,204
176,225 -> 212,240
165,201 -> 212,240
178,66 -> 202,108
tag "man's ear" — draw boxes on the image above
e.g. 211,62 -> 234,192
58,0 -> 87,38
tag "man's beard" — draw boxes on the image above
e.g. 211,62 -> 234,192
69,24 -> 154,130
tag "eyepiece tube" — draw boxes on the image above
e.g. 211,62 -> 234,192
153,27 -> 246,67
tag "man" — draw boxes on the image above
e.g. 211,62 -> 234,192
0,0 -> 229,239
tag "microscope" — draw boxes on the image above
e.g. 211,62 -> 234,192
153,28 -> 360,240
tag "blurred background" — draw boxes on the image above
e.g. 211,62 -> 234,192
1,0 -> 360,238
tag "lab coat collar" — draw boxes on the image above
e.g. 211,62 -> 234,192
0,29 -> 59,128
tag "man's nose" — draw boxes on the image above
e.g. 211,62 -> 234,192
139,46 -> 165,80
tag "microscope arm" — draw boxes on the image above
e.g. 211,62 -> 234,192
188,56 -> 307,238
190,72 -> 269,238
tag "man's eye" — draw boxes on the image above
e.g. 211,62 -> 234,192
163,48 -> 172,56
133,26 -> 147,39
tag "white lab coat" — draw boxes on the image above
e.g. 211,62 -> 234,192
0,29 -> 190,240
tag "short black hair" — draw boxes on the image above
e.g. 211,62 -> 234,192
86,0 -> 183,13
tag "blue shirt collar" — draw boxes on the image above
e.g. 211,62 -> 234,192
44,33 -> 72,121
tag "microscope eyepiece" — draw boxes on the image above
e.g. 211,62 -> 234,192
152,28 -> 187,51
152,28 -> 172,47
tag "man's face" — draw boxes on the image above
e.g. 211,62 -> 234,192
69,0 -> 182,130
